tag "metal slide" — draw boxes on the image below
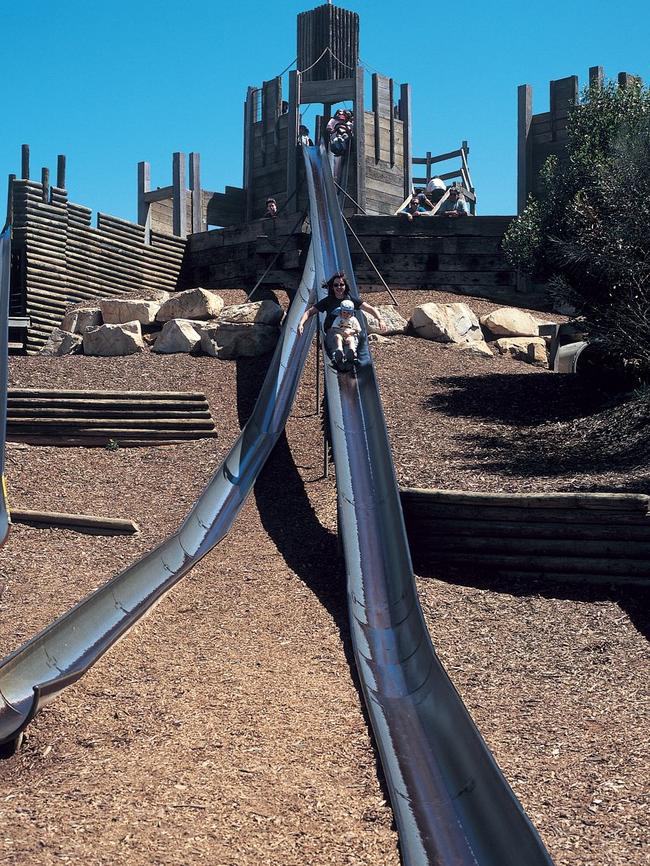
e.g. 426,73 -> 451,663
0,226 -> 10,546
303,145 -> 555,866
0,234 -> 318,747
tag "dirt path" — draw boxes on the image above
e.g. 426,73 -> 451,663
0,289 -> 647,866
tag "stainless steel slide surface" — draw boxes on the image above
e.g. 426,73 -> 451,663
0,241 -> 317,746
0,226 -> 11,547
303,146 -> 555,866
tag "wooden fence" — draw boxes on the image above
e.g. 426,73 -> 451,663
412,141 -> 476,213
9,175 -> 187,353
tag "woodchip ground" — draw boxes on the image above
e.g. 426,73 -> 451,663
0,290 -> 648,866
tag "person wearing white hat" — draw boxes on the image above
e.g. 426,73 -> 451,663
328,298 -> 362,367
425,176 -> 447,206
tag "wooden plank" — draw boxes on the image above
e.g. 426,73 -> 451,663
299,78 -> 355,104
10,509 -> 139,535
9,388 -> 208,399
348,215 -> 513,236
404,515 -> 650,542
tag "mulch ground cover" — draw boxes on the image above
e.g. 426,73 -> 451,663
0,289 -> 647,866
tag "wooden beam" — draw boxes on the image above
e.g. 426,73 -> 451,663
299,77 -> 355,105
399,83 -> 412,199
190,152 -> 202,234
10,508 -> 140,536
41,167 -> 50,203
354,67 -> 366,213
517,84 -> 532,213
56,154 -> 66,190
21,144 -> 30,180
286,71 -> 300,215
172,151 -> 187,237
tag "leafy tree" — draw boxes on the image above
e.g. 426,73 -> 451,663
503,78 -> 650,380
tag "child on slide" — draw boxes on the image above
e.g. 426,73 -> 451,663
328,299 -> 361,369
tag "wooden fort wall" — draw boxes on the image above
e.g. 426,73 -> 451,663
186,215 -> 552,309
517,67 -> 638,212
10,178 -> 186,353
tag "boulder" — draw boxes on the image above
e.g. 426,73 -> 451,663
494,337 -> 548,366
83,321 -> 145,356
100,298 -> 160,325
40,328 -> 83,356
157,288 -> 224,322
365,305 -> 409,335
480,307 -> 539,338
452,341 -> 494,359
60,306 -> 102,334
200,321 -> 280,359
152,319 -> 202,354
411,302 -> 482,344
219,299 -> 284,327
368,333 -> 394,345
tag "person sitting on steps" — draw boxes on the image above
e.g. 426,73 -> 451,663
297,272 -> 386,348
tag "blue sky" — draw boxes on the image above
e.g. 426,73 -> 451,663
2,0 -> 649,224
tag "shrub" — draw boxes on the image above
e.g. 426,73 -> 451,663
503,78 -> 650,380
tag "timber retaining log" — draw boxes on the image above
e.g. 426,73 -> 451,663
400,487 -> 650,587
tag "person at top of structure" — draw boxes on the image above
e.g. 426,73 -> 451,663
425,176 -> 447,205
297,272 -> 385,343
298,125 -> 314,146
326,109 -> 354,156
400,191 -> 431,220
328,299 -> 362,367
265,198 -> 278,218
436,185 -> 469,217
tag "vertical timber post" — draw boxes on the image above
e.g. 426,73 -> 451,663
21,145 -> 29,180
137,161 -> 151,243
41,167 -> 50,203
56,155 -> 66,190
172,151 -> 187,237
517,84 -> 532,214
243,87 -> 256,222
399,83 -> 412,199
190,152 -> 202,234
353,66 -> 366,213
6,174 -> 15,226
589,66 -> 604,89
286,71 -> 301,214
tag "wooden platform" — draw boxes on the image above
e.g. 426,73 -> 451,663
6,389 -> 217,447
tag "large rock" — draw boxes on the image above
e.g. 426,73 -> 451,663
200,321 -> 279,359
480,307 -> 539,338
219,299 -> 284,327
365,305 -> 409,335
83,321 -> 145,356
40,328 -> 83,356
60,306 -> 102,334
411,302 -> 482,343
100,298 -> 160,325
452,341 -> 494,359
494,337 -> 548,366
152,319 -> 202,354
157,289 -> 224,322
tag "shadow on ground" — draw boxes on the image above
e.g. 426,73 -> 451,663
414,558 -> 650,644
426,372 -> 650,487
234,354 -> 393,807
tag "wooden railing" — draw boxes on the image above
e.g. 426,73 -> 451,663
412,141 -> 476,214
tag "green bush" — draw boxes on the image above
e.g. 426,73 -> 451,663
503,78 -> 650,380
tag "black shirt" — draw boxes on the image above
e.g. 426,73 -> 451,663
315,294 -> 362,331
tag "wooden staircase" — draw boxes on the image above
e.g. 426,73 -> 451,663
7,389 -> 217,446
